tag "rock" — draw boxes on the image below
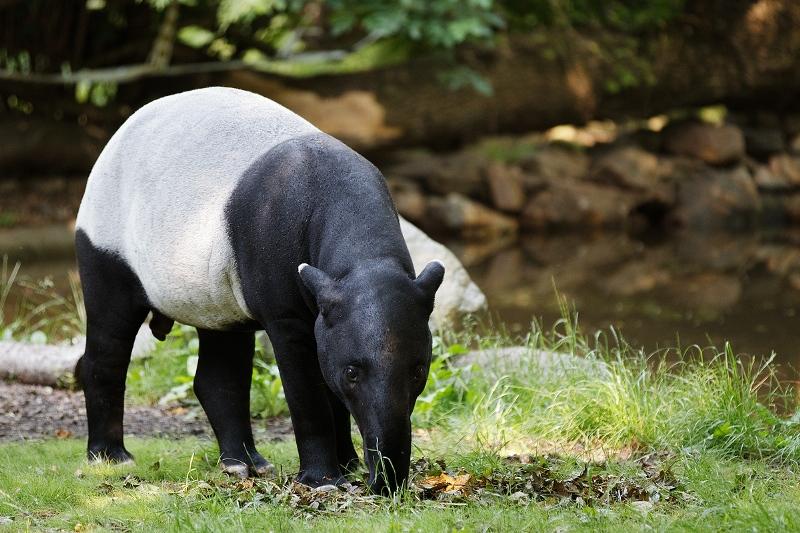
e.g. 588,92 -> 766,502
662,121 -> 745,165
790,133 -> 800,154
455,346 -> 609,379
399,217 -> 488,328
486,162 -> 526,212
780,194 -> 800,223
590,145 -> 662,191
753,164 -> 790,190
518,145 -> 590,189
426,193 -> 519,239
387,177 -> 427,222
384,148 -> 489,199
670,166 -> 760,228
384,149 -> 441,182
767,154 -> 800,186
520,181 -> 635,228
426,151 -> 489,199
742,126 -> 785,159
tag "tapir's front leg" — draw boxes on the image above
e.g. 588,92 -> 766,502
327,388 -> 359,473
266,318 -> 344,487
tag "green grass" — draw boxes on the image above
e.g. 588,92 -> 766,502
1,437 -> 799,531
4,292 -> 800,530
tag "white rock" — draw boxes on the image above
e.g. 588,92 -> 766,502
456,346 -> 609,379
399,217 -> 487,329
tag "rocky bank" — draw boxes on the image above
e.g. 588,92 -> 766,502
382,113 -> 800,239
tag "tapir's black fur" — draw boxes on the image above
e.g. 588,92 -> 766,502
76,132 -> 444,493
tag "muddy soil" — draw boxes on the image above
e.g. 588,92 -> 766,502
0,381 -> 293,442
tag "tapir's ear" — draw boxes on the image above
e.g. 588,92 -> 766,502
415,260 -> 445,311
298,263 -> 340,319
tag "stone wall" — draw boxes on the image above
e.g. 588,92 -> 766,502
383,114 -> 800,239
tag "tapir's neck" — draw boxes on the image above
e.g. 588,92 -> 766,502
308,163 -> 414,280
313,203 -> 414,281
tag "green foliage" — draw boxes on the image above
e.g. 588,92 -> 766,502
176,25 -> 216,48
0,258 -> 85,344
129,325 -> 289,418
326,0 -> 504,49
75,80 -> 118,107
413,340 -> 473,423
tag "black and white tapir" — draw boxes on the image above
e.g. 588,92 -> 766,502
74,87 -> 444,493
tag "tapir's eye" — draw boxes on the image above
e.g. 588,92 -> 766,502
344,365 -> 360,383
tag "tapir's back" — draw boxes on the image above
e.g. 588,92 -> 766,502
76,87 -> 319,328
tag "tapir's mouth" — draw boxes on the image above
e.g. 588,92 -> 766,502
362,435 -> 411,495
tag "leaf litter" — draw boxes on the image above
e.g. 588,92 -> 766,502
86,451 -> 684,517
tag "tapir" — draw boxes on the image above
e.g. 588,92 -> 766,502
74,86 -> 444,493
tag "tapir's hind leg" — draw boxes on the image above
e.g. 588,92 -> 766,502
75,230 -> 149,463
194,328 -> 274,478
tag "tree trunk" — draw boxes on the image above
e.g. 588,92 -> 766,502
2,0 -> 800,167
225,0 -> 800,150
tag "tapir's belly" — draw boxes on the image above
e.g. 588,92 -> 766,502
127,211 -> 254,329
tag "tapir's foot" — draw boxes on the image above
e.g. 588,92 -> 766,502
87,444 -> 134,464
220,451 -> 275,479
296,469 -> 347,488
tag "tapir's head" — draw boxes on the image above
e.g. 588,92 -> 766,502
298,259 -> 445,493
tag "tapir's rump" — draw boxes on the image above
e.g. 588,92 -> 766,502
75,87 -> 319,329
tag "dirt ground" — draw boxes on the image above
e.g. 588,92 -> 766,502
0,380 -> 293,442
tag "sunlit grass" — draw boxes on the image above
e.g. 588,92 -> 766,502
4,281 -> 800,529
0,256 -> 85,343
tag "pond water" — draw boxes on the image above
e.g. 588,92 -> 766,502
2,225 -> 800,371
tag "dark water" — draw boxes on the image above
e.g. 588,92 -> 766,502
3,225 -> 800,369
449,230 -> 800,369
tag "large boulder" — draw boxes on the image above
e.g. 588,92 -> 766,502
662,121 -> 745,166
518,144 -> 590,189
485,162 -> 527,213
520,181 -> 636,228
400,217 -> 488,329
590,145 -> 661,191
386,177 -> 427,222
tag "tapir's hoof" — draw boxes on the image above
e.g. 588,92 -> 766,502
221,462 -> 250,479
251,461 -> 276,477
87,445 -> 134,465
221,458 -> 275,478
296,471 -> 347,488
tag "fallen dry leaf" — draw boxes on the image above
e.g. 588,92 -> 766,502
55,428 -> 72,439
418,473 -> 472,496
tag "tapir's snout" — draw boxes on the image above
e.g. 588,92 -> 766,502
362,415 -> 412,495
